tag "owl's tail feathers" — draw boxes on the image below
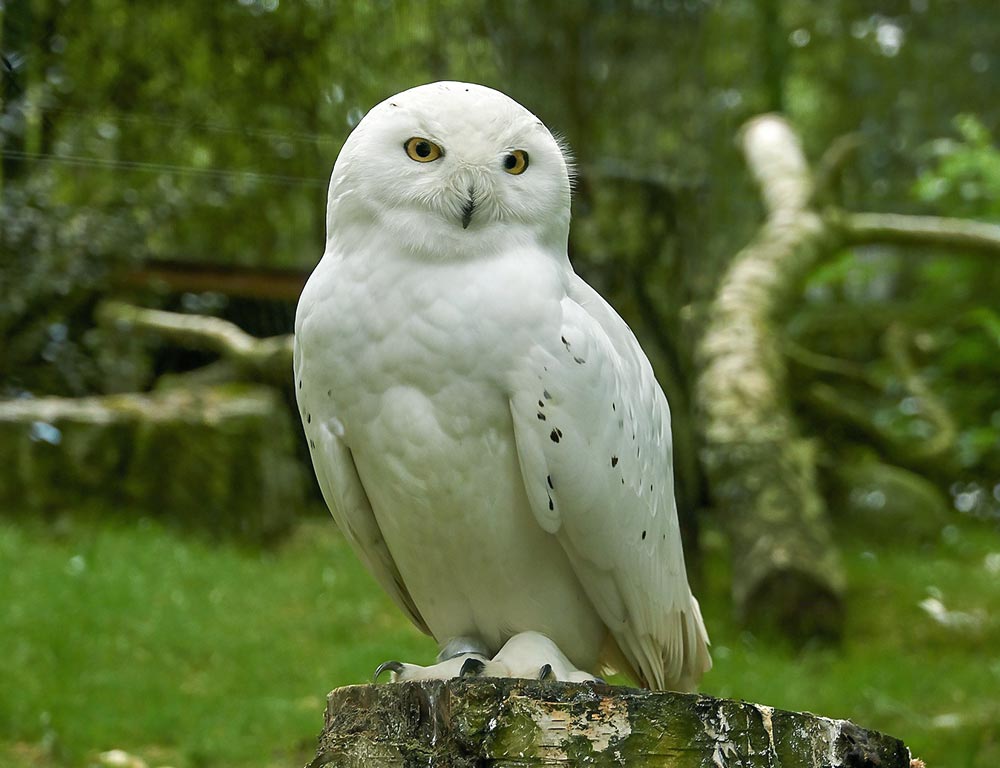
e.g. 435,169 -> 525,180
672,594 -> 713,692
599,632 -> 643,686
603,593 -> 712,692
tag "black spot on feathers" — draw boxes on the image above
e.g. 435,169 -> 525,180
298,380 -> 302,390
537,412 -> 546,421
561,335 -> 569,347
543,390 -> 552,400
611,456 -> 618,467
548,495 -> 554,511
642,530 -> 647,540
307,413 -> 311,424
538,400 -> 544,408
550,428 -> 562,443
310,439 -> 316,450
547,475 -> 554,489
574,356 -> 586,364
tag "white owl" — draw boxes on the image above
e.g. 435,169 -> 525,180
294,81 -> 710,690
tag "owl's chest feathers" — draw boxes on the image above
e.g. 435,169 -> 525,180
304,245 -> 563,438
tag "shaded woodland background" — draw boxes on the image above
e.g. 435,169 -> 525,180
1,2 -> 999,767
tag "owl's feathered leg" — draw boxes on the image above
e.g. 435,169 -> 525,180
483,631 -> 604,683
437,635 -> 492,662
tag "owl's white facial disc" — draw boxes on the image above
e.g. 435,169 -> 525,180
326,81 -> 573,260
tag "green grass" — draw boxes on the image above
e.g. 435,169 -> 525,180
1,509 -> 998,767
0,510 -> 437,768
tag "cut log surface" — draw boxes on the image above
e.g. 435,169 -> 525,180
309,680 -> 911,767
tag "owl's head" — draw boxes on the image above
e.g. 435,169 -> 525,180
326,82 -> 573,260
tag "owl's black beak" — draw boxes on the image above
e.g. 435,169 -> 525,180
461,191 -> 476,229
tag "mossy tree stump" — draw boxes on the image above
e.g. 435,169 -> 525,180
308,680 -> 911,767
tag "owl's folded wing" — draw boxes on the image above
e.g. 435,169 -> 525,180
508,275 -> 710,690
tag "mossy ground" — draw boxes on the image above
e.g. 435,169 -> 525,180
1,507 -> 997,767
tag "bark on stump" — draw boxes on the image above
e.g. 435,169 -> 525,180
308,680 -> 911,767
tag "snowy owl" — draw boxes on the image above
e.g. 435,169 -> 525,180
294,81 -> 711,690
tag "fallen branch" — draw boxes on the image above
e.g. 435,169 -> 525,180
96,300 -> 293,388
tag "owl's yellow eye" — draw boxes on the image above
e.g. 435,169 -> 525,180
502,150 -> 529,175
404,137 -> 443,162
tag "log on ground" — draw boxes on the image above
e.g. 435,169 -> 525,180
309,679 -> 912,767
0,383 -> 304,540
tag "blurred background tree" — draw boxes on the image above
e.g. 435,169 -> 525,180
3,0 -> 997,517
1,1 -> 998,767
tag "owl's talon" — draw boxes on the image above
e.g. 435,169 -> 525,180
460,657 -> 486,677
538,663 -> 555,681
374,660 -> 405,682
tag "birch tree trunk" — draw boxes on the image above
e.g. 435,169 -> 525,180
695,116 -> 846,639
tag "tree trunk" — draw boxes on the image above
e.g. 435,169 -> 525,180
695,115 -> 846,640
308,680 -> 913,767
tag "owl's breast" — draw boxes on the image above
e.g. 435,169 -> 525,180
297,246 -> 564,432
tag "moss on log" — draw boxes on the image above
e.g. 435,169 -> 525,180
309,680 -> 912,767
0,384 -> 304,540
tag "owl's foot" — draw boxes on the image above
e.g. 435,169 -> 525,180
372,632 -> 601,684
373,635 -> 492,683
373,652 -> 489,682
483,631 -> 604,683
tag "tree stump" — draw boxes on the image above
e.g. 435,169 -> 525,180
308,680 -> 912,767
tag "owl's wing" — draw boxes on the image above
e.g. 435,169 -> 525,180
294,345 -> 430,637
508,274 -> 710,690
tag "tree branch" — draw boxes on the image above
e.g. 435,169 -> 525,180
96,301 -> 293,388
839,211 -> 1000,255
881,323 -> 957,463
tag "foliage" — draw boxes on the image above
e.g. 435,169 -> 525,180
0,176 -> 146,397
913,115 -> 1000,220
793,113 -> 1000,521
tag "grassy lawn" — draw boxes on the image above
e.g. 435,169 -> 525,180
1,508 -> 997,767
